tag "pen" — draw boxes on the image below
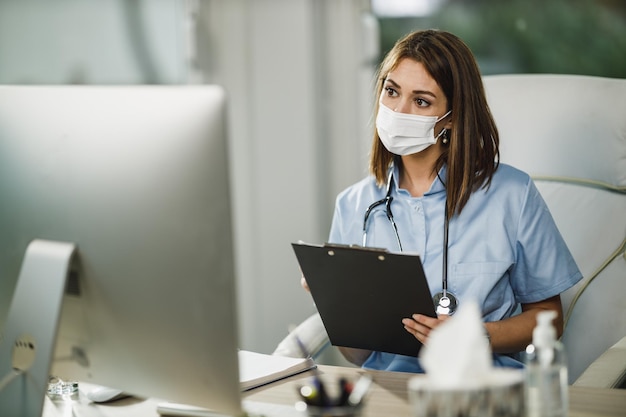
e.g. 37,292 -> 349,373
297,377 -> 328,407
337,377 -> 353,406
293,331 -> 337,408
312,375 -> 329,407
293,333 -> 312,360
347,375 -> 372,407
298,384 -> 320,406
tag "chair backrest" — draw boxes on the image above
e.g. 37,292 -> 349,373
483,74 -> 626,383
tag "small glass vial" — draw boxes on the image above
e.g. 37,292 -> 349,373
47,375 -> 79,398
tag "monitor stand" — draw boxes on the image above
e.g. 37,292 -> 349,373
0,239 -> 77,417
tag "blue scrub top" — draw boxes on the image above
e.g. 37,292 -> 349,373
328,163 -> 582,372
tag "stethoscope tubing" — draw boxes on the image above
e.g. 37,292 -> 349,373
442,206 -> 449,298
362,169 -> 457,314
362,171 -> 403,251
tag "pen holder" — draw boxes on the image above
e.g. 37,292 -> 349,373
299,403 -> 363,417
408,369 -> 524,417
295,374 -> 371,417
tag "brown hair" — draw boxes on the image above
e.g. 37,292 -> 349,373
369,29 -> 499,217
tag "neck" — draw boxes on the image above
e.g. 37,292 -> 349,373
398,145 -> 442,197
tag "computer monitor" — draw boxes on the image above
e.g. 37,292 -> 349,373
0,85 -> 242,416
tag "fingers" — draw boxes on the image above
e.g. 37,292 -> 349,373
402,314 -> 430,344
402,314 -> 447,344
300,275 -> 310,292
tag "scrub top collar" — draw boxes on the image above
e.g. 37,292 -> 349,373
391,162 -> 448,197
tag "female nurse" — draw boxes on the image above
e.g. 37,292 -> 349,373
303,29 -> 582,373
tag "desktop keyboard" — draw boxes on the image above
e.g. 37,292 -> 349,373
244,400 -> 304,417
157,400 -> 302,417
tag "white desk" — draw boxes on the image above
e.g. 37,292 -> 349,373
43,365 -> 626,417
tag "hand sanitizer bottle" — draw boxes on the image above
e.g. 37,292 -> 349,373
525,311 -> 568,417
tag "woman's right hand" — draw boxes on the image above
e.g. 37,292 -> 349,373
300,275 -> 310,292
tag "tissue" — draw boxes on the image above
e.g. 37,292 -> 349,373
411,303 -> 525,417
419,301 -> 492,388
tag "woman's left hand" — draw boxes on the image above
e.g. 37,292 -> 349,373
402,314 -> 451,345
403,295 -> 564,352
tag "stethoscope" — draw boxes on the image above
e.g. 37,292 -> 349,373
362,170 -> 458,315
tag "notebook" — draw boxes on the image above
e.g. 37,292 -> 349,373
157,350 -> 316,416
291,242 -> 436,357
238,350 -> 316,391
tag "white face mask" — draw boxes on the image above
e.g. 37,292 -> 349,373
376,102 -> 451,155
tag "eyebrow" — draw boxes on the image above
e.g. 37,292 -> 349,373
384,77 -> 437,99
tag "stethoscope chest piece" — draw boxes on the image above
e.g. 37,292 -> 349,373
433,291 -> 458,315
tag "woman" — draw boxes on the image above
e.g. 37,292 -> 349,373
304,29 -> 582,373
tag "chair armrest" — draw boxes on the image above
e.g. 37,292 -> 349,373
573,335 -> 626,389
272,313 -> 329,359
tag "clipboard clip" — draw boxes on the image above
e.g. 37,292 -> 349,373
322,243 -> 389,253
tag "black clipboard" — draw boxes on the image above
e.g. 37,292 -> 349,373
291,242 -> 436,357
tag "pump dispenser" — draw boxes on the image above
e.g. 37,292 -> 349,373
525,311 -> 568,417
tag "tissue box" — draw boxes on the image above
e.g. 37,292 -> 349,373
408,369 -> 524,417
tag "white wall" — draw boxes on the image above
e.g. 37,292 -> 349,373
0,0 -> 187,84
194,0 -> 378,354
0,0 -> 378,358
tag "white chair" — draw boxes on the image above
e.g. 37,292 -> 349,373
483,74 -> 626,385
272,312 -> 329,359
572,335 -> 626,388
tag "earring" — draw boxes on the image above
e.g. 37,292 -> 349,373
442,129 -> 449,144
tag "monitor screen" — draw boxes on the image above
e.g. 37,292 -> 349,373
0,85 -> 242,416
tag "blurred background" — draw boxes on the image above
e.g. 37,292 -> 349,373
1,0 -> 624,365
374,0 -> 626,77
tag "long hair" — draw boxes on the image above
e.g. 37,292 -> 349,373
369,29 -> 499,217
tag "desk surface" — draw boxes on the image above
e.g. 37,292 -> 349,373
43,364 -> 626,417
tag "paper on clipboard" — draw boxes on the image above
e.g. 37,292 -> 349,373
291,242 -> 436,357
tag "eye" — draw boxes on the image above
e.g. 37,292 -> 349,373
384,87 -> 398,97
415,98 -> 430,107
